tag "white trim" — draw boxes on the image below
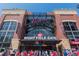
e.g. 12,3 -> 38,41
62,20 -> 76,22
54,10 -> 77,14
4,20 -> 18,22
2,9 -> 26,14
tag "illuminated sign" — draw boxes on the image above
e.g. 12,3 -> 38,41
24,36 -> 57,41
32,19 -> 48,23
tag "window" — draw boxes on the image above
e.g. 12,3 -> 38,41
9,22 -> 17,31
0,32 -> 6,42
1,21 -> 10,30
27,28 -> 54,36
0,21 -> 17,48
63,22 -> 79,40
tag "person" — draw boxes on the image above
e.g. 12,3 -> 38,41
71,48 -> 77,56
21,51 -> 23,56
23,51 -> 28,56
41,50 -> 45,56
66,49 -> 72,56
0,52 -> 2,56
21,50 -> 28,56
15,50 -> 21,56
0,49 -> 4,56
48,50 -> 50,56
53,51 -> 58,56
33,50 -> 38,56
9,48 -> 15,56
67,51 -> 72,56
63,49 -> 68,56
2,49 -> 9,56
50,50 -> 58,56
28,50 -> 34,56
76,48 -> 79,56
76,50 -> 79,56
38,50 -> 41,56
45,50 -> 49,56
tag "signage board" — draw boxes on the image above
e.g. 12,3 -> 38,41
24,36 -> 57,41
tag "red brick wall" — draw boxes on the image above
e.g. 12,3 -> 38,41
2,14 -> 25,40
0,15 -> 5,28
54,14 -> 66,40
54,14 -> 78,40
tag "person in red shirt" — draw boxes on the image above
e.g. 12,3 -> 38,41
29,50 -> 34,56
75,48 -> 79,56
76,47 -> 79,56
21,51 -> 28,56
50,50 -> 58,56
53,51 -> 58,56
76,51 -> 79,56
15,50 -> 21,56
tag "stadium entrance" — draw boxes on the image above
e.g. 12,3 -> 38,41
20,40 -> 61,56
19,13 -> 61,56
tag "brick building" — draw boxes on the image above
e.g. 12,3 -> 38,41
0,9 -> 79,55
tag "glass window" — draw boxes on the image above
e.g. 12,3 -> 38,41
4,36 -> 9,42
0,32 -> 6,42
27,29 -> 54,36
4,36 -> 12,42
7,32 -> 14,36
1,32 -> 6,36
1,25 -> 8,30
63,22 -> 71,31
0,21 -> 17,48
0,36 -> 4,42
63,21 -> 79,40
65,32 -> 72,35
3,21 -> 10,25
9,25 -> 16,31
9,22 -> 17,31
65,26 -> 71,30
0,32 -> 2,36
11,21 -> 16,25
2,43 -> 10,48
70,22 -> 77,30
73,32 -> 79,35
67,35 -> 74,40
1,21 -> 10,30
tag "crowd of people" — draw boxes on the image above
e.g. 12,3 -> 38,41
63,48 -> 79,56
16,50 -> 58,56
0,48 -> 79,56
0,48 -> 58,56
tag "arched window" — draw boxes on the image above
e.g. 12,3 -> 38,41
27,28 -> 54,36
25,14 -> 56,41
0,21 -> 17,48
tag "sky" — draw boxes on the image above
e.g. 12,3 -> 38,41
0,3 -> 79,15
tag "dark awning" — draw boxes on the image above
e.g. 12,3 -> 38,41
20,39 -> 61,45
